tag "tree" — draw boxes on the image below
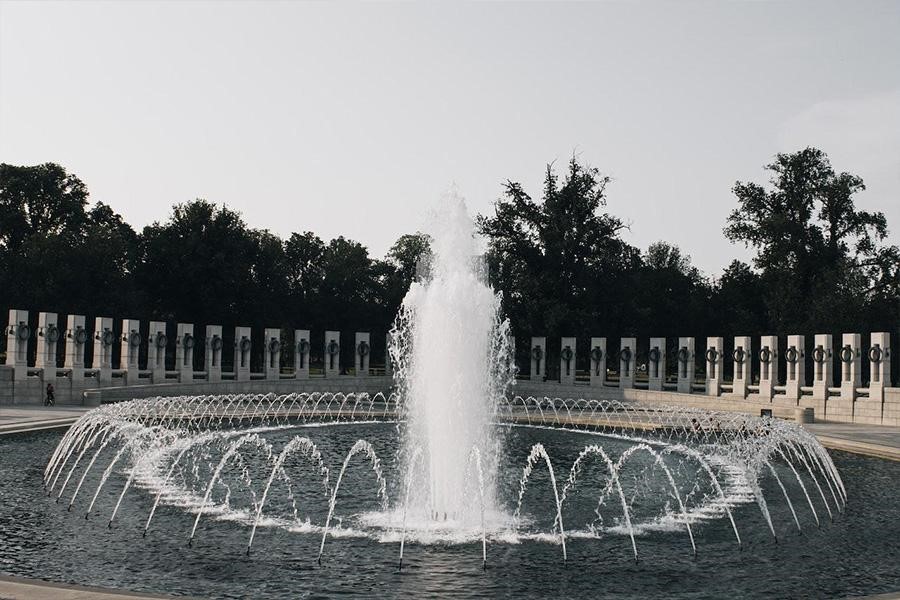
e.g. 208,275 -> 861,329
478,157 -> 639,340
724,147 -> 900,332
136,200 -> 259,324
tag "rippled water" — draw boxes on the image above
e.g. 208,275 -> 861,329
2,425 -> 899,599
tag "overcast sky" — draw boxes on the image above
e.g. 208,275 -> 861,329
1,1 -> 898,275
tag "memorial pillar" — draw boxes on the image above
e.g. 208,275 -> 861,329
560,337 -> 576,385
176,324 -> 195,382
619,337 -> 636,389
205,325 -> 223,382
148,321 -> 168,383
64,315 -> 87,385
732,336 -> 751,398
94,316 -> 114,385
530,337 -> 547,381
324,330 -> 341,377
784,335 -> 805,401
839,333 -> 861,402
648,337 -> 666,391
234,326 -> 251,382
36,312 -> 60,386
589,337 -> 606,387
120,319 -> 142,385
758,335 -> 779,401
294,329 -> 310,379
676,337 -> 695,394
355,332 -> 371,377
868,332 -> 892,402
812,334 -> 833,402
705,337 -> 724,396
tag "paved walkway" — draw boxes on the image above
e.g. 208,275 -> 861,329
803,422 -> 900,461
0,405 -> 90,435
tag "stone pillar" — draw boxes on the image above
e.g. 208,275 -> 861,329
94,316 -> 114,385
560,337 -> 576,385
355,332 -> 371,377
530,337 -> 547,381
508,335 -> 516,376
619,337 -> 636,389
324,330 -> 341,377
812,334 -> 833,401
839,333 -> 861,402
205,325 -> 223,382
589,337 -> 606,387
264,328 -> 281,379
5,309 -> 30,381
868,332 -> 892,402
385,332 -> 393,378
120,319 -> 142,385
732,336 -> 751,398
176,323 -> 195,382
758,335 -> 778,401
64,315 -> 87,385
676,337 -> 694,394
648,337 -> 666,391
148,321 -> 168,383
784,335 -> 805,401
36,312 -> 60,385
294,329 -> 310,379
705,337 -> 724,396
234,326 -> 251,382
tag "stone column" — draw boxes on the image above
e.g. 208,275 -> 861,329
64,315 -> 87,385
176,323 -> 195,382
530,337 -> 547,381
234,326 -> 252,382
355,332 -> 371,377
784,335 -> 805,401
324,330 -> 341,378
619,337 -> 636,389
732,336 -> 751,398
94,316 -> 114,385
812,334 -> 833,402
36,312 -> 60,386
839,333 -> 861,402
868,332 -> 892,402
560,337 -> 576,385
294,329 -> 310,379
5,309 -> 29,381
148,321 -> 168,383
385,332 -> 393,377
676,337 -> 694,394
205,325 -> 223,382
589,337 -> 607,387
120,319 -> 142,385
264,328 -> 281,379
705,337 -> 724,396
758,335 -> 779,401
648,337 -> 666,391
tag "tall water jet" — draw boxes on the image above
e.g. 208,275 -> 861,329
390,191 -> 514,523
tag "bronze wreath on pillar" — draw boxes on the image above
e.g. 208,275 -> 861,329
297,339 -> 310,355
758,347 -> 772,364
813,345 -> 828,364
732,347 -> 746,364
239,337 -> 251,353
560,346 -> 573,362
784,347 -> 799,364
705,348 -> 718,363
128,331 -> 142,348
648,347 -> 660,364
840,345 -> 854,363
210,335 -> 224,352
868,345 -> 883,364
154,332 -> 168,349
590,346 -> 604,363
183,334 -> 195,350
268,338 -> 281,354
677,347 -> 690,364
531,346 -> 543,361
101,329 -> 115,348
619,347 -> 632,363
74,327 -> 88,345
46,325 -> 60,343
327,340 -> 340,356
357,340 -> 370,357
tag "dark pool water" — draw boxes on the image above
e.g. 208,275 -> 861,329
2,425 -> 899,599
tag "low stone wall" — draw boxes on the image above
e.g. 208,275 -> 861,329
512,380 -> 900,426
81,375 -> 394,405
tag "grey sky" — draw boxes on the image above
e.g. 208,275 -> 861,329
1,1 -> 898,276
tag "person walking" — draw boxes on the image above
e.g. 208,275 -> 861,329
45,383 -> 55,406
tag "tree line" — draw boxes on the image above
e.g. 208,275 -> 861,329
1,148 -> 897,367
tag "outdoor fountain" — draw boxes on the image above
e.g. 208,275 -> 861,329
40,194 -> 846,572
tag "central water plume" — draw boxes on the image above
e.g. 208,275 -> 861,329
390,192 -> 515,524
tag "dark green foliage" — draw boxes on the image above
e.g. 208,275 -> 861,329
1,150 -> 897,344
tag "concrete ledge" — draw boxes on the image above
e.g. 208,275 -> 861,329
0,574 -> 191,599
